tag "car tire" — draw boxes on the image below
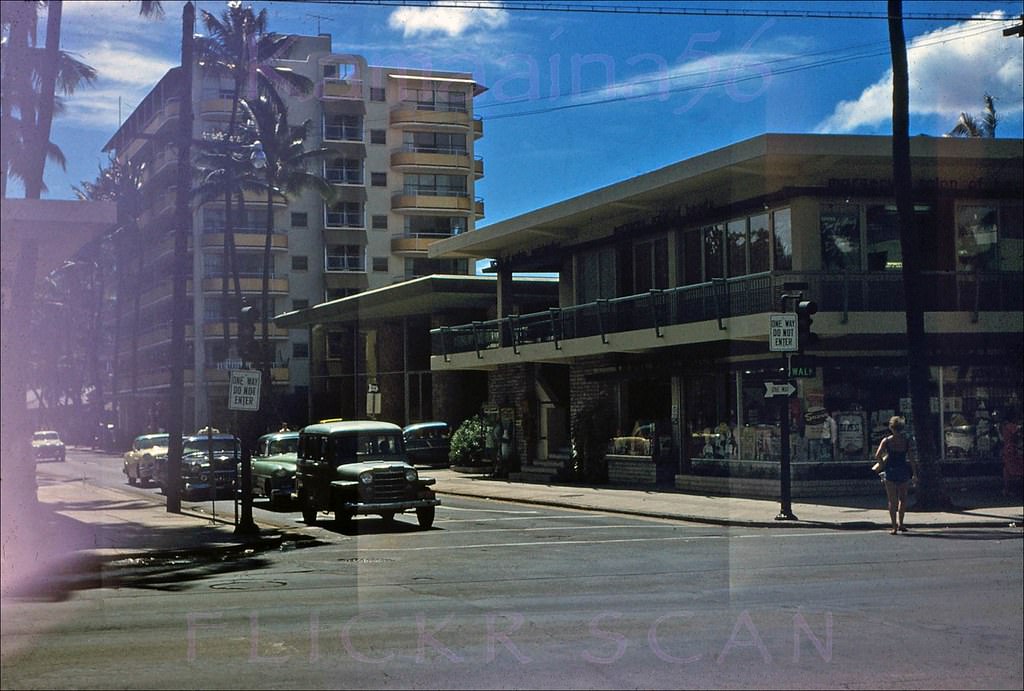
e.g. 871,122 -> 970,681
380,511 -> 395,523
300,492 -> 317,524
416,506 -> 435,530
128,474 -> 137,486
335,507 -> 354,530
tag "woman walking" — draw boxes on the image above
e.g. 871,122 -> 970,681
874,416 -> 918,534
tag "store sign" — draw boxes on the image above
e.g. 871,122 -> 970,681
769,313 -> 798,352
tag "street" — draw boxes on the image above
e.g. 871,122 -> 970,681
1,449 -> 1021,689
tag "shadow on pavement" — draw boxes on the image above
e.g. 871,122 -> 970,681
1,501 -> 322,603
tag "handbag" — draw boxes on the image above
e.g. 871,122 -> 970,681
871,456 -> 887,474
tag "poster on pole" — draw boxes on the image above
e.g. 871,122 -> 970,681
228,370 -> 261,411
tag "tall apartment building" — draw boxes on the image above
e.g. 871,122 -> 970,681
103,34 -> 485,435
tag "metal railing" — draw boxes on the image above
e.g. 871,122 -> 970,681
431,271 -> 1023,358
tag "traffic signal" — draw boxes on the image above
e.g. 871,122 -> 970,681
796,300 -> 818,351
238,301 -> 259,361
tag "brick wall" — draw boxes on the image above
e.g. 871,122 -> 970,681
608,455 -> 657,484
488,363 -> 535,468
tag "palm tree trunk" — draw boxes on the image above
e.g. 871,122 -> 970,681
888,0 -> 950,510
23,1 -> 62,199
260,187 -> 275,414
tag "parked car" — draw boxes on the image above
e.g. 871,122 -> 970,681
156,431 -> 240,500
123,433 -> 169,486
295,420 -> 439,529
32,430 -> 65,463
249,431 -> 300,505
403,421 -> 451,467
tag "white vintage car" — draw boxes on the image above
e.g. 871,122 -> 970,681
32,430 -> 66,463
123,433 -> 170,487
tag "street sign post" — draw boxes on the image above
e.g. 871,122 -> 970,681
228,369 -> 261,411
769,313 -> 799,352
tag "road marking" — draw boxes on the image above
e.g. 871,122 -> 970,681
440,506 -> 541,514
354,531 -> 855,552
438,514 -> 605,524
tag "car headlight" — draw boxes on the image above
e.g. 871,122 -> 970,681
405,468 -> 418,482
359,472 -> 373,485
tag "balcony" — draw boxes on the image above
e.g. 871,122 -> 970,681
390,232 -> 453,256
201,321 -> 289,340
139,187 -> 177,226
473,116 -> 483,139
322,125 -> 363,143
142,97 -> 179,137
201,231 -> 288,251
199,96 -> 234,117
390,147 -> 473,174
319,78 -> 364,101
201,275 -> 289,295
390,105 -> 472,130
391,191 -> 482,216
431,271 -> 1024,360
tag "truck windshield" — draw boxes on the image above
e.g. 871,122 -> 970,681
329,433 -> 403,463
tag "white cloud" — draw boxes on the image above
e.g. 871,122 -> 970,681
388,1 -> 510,38
816,12 -> 1023,133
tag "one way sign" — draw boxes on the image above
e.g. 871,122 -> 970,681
764,381 -> 796,398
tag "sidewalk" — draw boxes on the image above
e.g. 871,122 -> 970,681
3,465 -> 1021,600
430,468 -> 1024,531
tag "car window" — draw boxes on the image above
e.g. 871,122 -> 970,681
328,433 -> 403,464
33,431 -> 60,441
137,436 -> 168,450
183,438 -> 239,455
270,438 -> 298,455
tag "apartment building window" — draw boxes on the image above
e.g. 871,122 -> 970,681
400,87 -> 467,113
291,256 -> 308,271
204,208 -> 269,234
726,219 -> 748,278
370,87 -> 385,101
999,204 -> 1023,271
372,215 -> 389,230
292,342 -> 310,359
749,213 -> 771,273
324,114 -> 362,141
204,252 -> 264,278
821,203 -> 861,271
292,299 -> 309,310
325,202 -> 363,228
325,244 -> 365,272
325,157 -> 362,185
372,256 -> 389,272
403,174 -> 467,197
403,131 -> 467,154
405,216 -> 466,236
322,62 -> 356,79
370,172 -> 387,187
773,208 -> 793,271
370,129 -> 386,145
291,212 -> 308,228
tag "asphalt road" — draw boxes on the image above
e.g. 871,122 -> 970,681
2,450 -> 1022,689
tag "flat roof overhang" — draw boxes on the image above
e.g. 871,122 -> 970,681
428,133 -> 1023,270
1,198 -> 117,281
274,274 -> 558,328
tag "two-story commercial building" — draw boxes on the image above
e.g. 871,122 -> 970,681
428,134 -> 1023,494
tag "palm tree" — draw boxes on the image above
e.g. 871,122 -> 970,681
74,156 -> 145,444
244,96 -> 333,414
888,0 -> 950,510
195,3 -> 314,354
947,93 -> 998,138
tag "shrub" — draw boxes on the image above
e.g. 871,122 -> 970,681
449,415 -> 489,467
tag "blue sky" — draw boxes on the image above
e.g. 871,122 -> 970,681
31,0 -> 1024,225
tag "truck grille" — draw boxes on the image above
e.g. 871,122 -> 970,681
370,468 -> 407,501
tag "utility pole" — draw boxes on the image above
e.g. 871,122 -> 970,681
167,1 -> 195,514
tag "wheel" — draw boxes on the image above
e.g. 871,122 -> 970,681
300,491 -> 317,524
138,476 -> 148,488
127,473 -> 137,486
416,506 -> 435,529
335,509 -> 354,529
380,511 -> 395,523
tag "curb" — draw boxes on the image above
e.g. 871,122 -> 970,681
433,486 -> 1021,531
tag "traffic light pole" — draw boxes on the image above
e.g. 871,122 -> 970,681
775,288 -> 805,522
234,299 -> 260,537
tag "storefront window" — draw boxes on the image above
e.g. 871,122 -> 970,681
727,219 -> 747,277
749,213 -> 770,273
866,205 -> 902,270
772,208 -> 792,270
999,204 -> 1023,272
703,223 -> 725,280
956,205 -> 998,271
821,203 -> 861,271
